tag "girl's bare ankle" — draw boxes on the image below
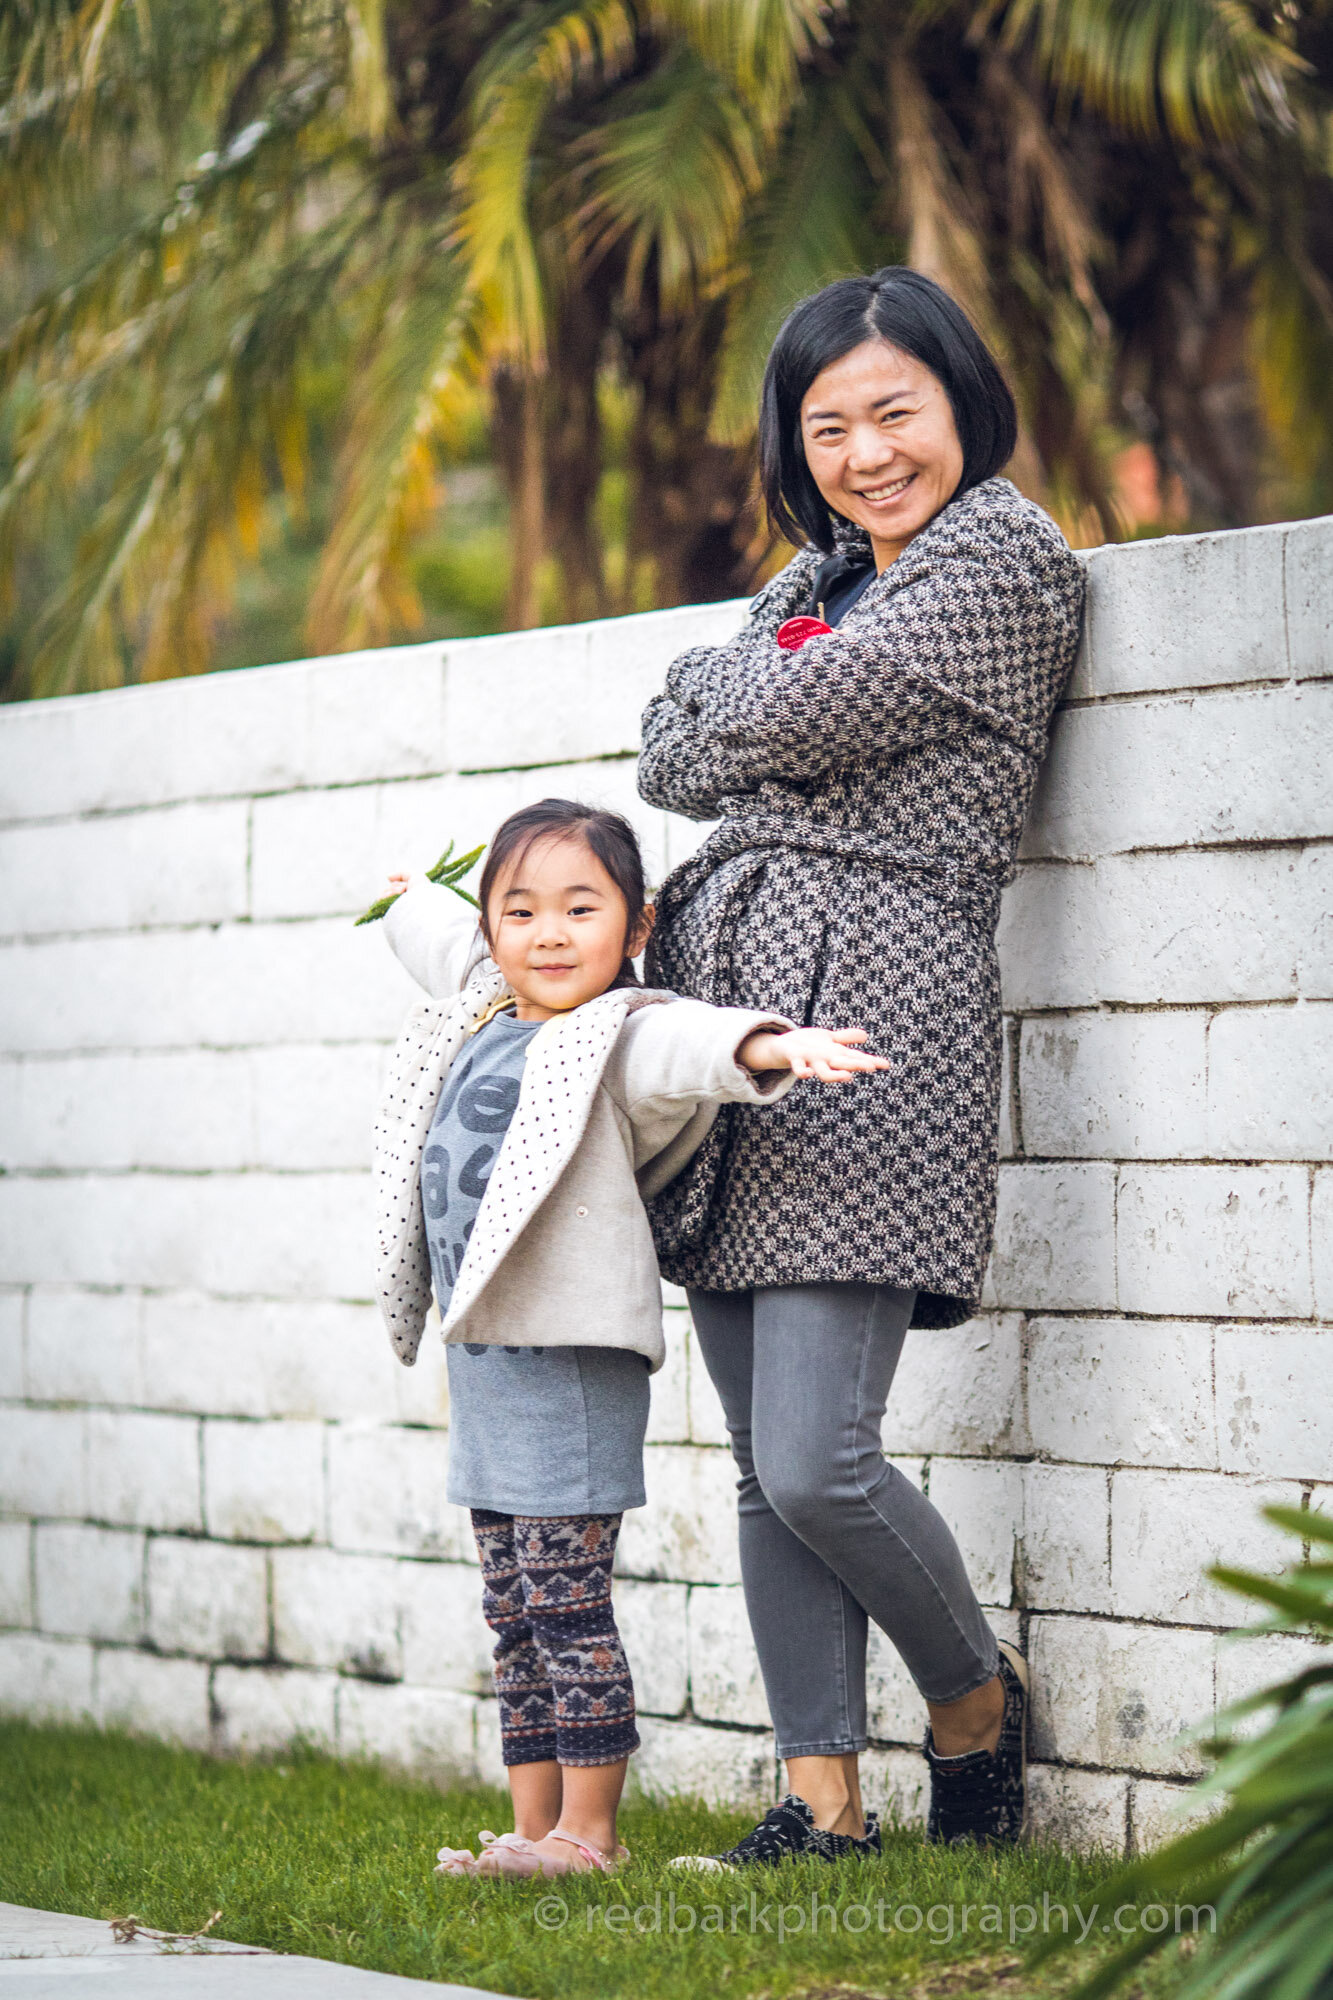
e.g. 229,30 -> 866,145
553,1816 -> 618,1858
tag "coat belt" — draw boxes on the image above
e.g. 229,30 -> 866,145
658,812 -> 1012,935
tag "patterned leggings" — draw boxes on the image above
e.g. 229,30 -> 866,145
472,1509 -> 640,1768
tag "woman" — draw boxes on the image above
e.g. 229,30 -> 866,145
637,267 -> 1085,1864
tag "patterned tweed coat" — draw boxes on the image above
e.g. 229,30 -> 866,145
637,475 -> 1085,1328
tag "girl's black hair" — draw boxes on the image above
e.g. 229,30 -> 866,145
759,266 -> 1018,552
477,798 -> 648,985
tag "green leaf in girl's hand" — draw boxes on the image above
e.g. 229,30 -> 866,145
353,840 -> 485,925
427,841 -> 485,908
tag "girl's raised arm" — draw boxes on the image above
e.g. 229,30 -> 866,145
383,877 -> 487,998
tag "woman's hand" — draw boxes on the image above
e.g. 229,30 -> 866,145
387,872 -> 411,892
738,1026 -> 891,1083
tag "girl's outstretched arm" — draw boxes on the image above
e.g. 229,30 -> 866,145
382,876 -> 487,998
735,1025 -> 892,1083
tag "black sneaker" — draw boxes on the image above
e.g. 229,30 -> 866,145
670,1793 -> 882,1872
923,1641 -> 1029,1847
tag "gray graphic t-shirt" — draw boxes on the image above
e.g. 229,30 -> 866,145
422,1007 -> 649,1517
422,1007 -> 540,1312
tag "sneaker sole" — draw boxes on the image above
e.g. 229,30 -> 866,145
995,1639 -> 1030,1841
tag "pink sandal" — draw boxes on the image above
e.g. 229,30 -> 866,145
473,1828 -> 629,1879
434,1841 -> 482,1878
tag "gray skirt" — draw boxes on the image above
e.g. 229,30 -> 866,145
445,1342 -> 650,1517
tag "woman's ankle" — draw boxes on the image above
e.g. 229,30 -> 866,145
785,1753 -> 866,1839
927,1671 -> 1005,1756
809,1797 -> 866,1839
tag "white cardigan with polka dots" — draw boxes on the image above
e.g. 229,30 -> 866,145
372,881 -> 794,1371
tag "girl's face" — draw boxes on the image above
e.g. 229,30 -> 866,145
484,834 -> 653,1021
799,338 -> 964,571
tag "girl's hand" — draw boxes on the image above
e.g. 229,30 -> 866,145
387,872 -> 411,892
738,1026 -> 891,1083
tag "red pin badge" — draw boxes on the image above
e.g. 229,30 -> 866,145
775,616 -> 833,651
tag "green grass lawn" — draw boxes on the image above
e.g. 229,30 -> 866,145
0,1722 -> 1201,1999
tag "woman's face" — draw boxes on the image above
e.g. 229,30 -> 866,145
799,339 -> 965,570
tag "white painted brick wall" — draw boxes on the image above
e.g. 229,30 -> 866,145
271,1546 -> 405,1680
1109,1471 -> 1301,1625
1026,1319 -> 1217,1468
146,1535 -> 270,1660
212,1662 -> 338,1754
95,1647 -> 212,1748
397,1558 -> 498,1696
1116,1165 -> 1312,1318
880,1315 -> 1027,1458
2,514 -> 1331,1857
84,1411 -> 202,1532
687,1583 -> 767,1727
0,801 -> 250,939
25,1288 -> 145,1407
1029,1617 -> 1214,1776
1314,1172 -> 1333,1317
0,1291 -> 23,1399
1023,682 -> 1333,860
1021,1464 -> 1113,1614
929,1458 -> 1022,1607
1026,1765 -> 1128,1853
34,1524 -> 144,1643
990,1163 -> 1117,1309
0,1634 -> 96,1722
0,1407 -> 89,1518
203,1419 -> 325,1544
325,1424 -> 465,1560
337,1678 -> 479,1781
0,1521 -> 33,1627
1206,1005 -> 1333,1160
1214,1327 -> 1333,1477
1019,1013 -> 1210,1160
617,1578 -> 689,1717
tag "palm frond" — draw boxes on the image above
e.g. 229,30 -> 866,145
710,77 -> 880,442
650,0 -> 838,135
570,47 -> 763,307
460,1 -> 640,365
17,204 -> 366,693
341,0 -> 392,143
0,71 -> 340,392
307,232 -> 480,651
999,0 -> 1308,145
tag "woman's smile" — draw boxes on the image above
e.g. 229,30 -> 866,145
853,471 -> 916,507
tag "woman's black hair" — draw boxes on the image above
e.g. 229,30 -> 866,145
477,798 -> 648,985
759,266 -> 1018,552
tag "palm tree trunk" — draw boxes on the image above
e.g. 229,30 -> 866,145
621,293 -> 761,608
493,368 -> 546,630
543,282 -> 610,623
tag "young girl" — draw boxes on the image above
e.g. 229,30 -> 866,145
372,798 -> 888,1880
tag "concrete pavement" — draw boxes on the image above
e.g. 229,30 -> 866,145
0,1904 -> 520,1998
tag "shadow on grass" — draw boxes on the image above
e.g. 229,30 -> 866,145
0,1721 -> 1198,1999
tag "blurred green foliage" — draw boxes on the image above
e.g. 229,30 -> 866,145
2,1 -> 1331,698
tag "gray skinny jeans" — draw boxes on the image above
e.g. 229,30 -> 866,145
688,1281 -> 1001,1758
